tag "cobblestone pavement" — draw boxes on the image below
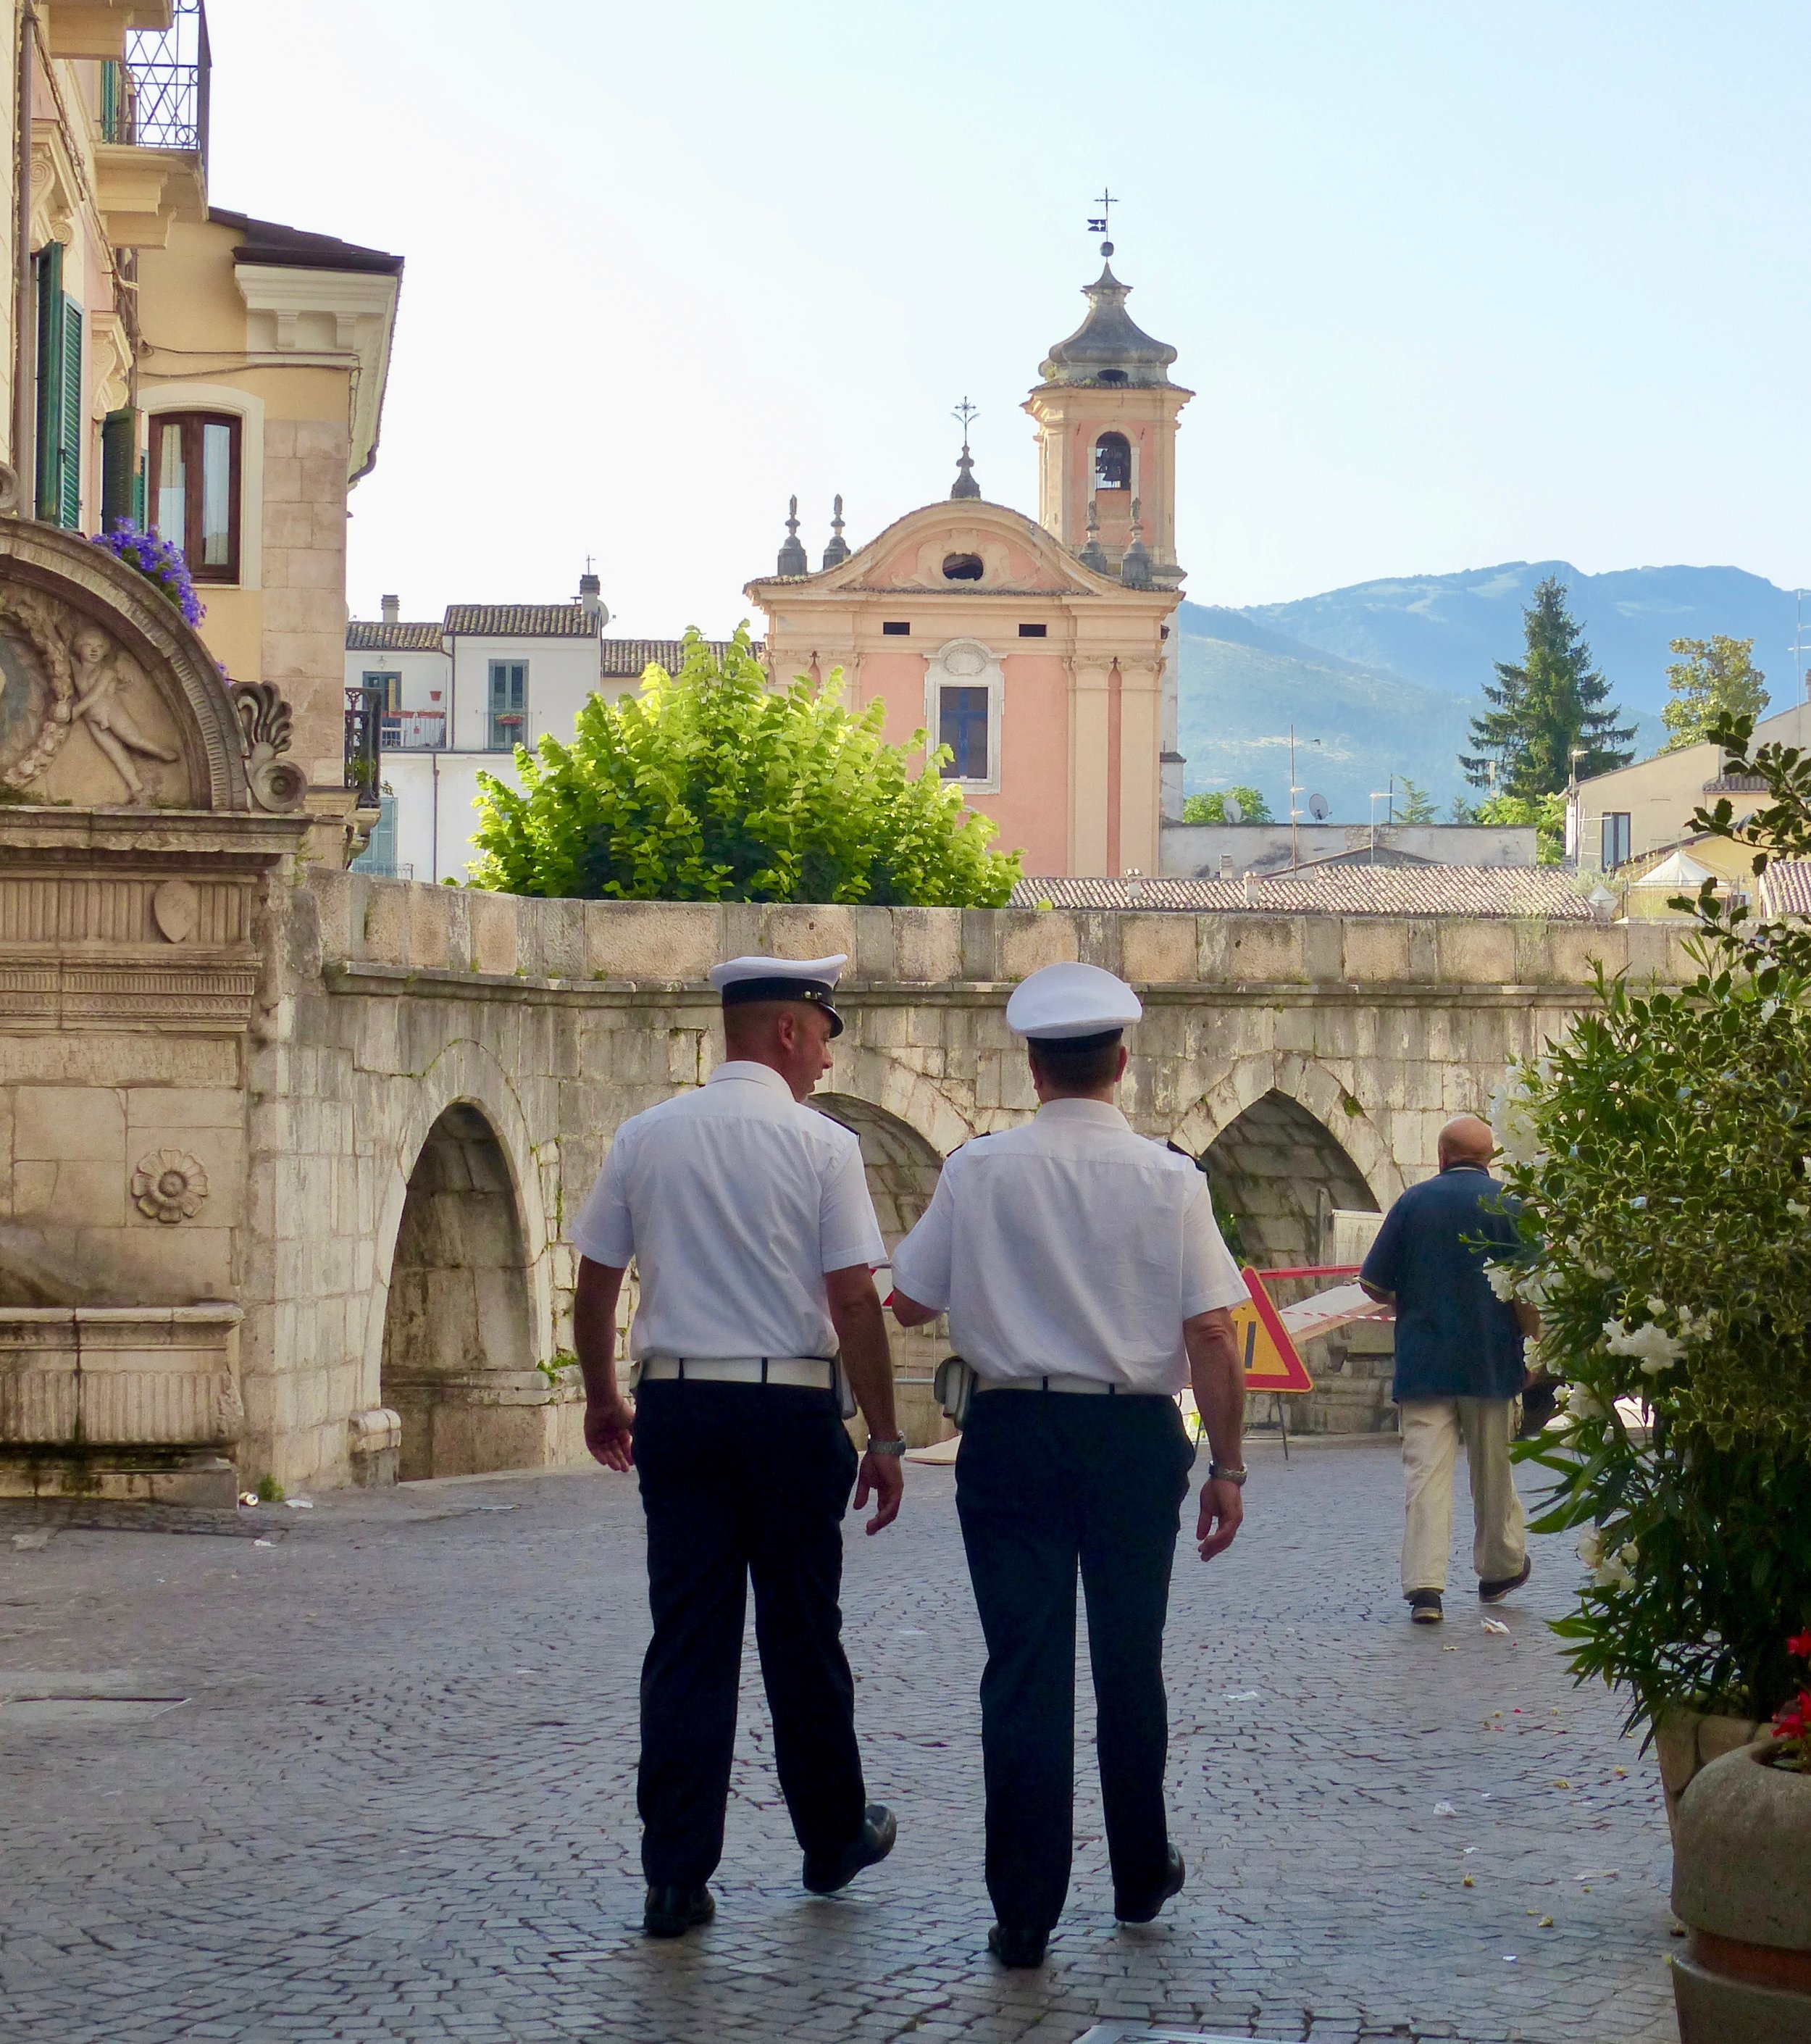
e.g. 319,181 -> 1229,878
1,1437 -> 1678,2044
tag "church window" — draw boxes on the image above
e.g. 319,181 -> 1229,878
149,412 -> 242,581
1602,813 -> 1631,869
939,686 -> 990,781
882,620 -> 911,635
1097,369 -> 1128,387
1017,622 -> 1047,638
941,553 -> 984,582
1093,431 -> 1132,492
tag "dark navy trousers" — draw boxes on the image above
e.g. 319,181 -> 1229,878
955,1388 -> 1195,1934
632,1377 -> 867,1887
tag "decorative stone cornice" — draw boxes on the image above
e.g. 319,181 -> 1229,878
234,264 -> 400,483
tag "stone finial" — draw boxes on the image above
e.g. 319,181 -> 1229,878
950,396 -> 982,500
1121,496 -> 1153,588
777,496 -> 808,575
1079,494 -> 1108,572
821,493 -> 850,570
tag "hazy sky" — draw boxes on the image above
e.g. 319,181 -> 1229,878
206,1 -> 1811,637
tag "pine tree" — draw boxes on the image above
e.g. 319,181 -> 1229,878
1395,777 -> 1437,823
1661,635 -> 1768,750
1460,575 -> 1635,796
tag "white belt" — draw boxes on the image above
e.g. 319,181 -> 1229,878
974,1373 -> 1131,1396
638,1355 -> 838,1390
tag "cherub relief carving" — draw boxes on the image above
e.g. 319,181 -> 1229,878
67,625 -> 179,804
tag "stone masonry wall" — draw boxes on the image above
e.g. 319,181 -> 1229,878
235,872 -> 1690,1491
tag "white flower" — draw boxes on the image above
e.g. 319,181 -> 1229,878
1486,1263 -> 1519,1301
1488,1069 -> 1546,1171
1789,1200 -> 1810,1220
1594,1548 -> 1636,1591
1565,1387 -> 1607,1423
1603,1318 -> 1686,1377
1576,1525 -> 1606,1569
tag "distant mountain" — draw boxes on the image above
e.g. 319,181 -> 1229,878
1175,562 -> 1788,820
1237,562 -> 1799,716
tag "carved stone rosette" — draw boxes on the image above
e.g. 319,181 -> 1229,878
131,1149 -> 210,1225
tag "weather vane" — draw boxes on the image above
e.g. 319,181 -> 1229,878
1087,187 -> 1116,256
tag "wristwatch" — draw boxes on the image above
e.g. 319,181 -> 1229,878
865,1435 -> 908,1457
1208,1460 -> 1249,1486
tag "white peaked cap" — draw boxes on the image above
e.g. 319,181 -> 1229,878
707,954 -> 848,993
708,954 -> 849,1035
1005,960 -> 1142,1040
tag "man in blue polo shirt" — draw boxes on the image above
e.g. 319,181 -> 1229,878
1360,1114 -> 1531,1625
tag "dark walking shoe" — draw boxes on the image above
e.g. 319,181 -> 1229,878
1480,1558 -> 1532,1603
1408,1589 -> 1444,1624
1115,1843 -> 1186,1924
643,1884 -> 714,1938
987,1922 -> 1049,1967
801,1802 -> 898,1895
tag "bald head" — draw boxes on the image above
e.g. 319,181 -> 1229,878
1438,1114 -> 1496,1170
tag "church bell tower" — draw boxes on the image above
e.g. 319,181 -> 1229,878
1023,233 -> 1192,819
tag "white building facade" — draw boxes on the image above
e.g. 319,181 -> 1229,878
346,585 -> 735,883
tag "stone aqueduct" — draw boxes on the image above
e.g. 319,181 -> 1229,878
0,530 -> 1694,1503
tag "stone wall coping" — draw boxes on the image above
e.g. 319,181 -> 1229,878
0,809 -> 312,863
325,959 -> 1634,1008
0,1304 -> 246,1328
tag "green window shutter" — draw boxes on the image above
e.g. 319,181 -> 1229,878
59,300 -> 83,529
133,451 -> 146,528
100,60 -> 120,142
101,407 -> 137,531
33,242 -> 63,522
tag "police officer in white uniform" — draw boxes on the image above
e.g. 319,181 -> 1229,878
890,961 -> 1250,1966
570,955 -> 906,1940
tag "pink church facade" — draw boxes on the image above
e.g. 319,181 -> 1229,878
745,256 -> 1191,880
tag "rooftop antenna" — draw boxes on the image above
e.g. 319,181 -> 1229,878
1087,186 -> 1117,258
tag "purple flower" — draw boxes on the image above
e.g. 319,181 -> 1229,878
89,520 -> 206,626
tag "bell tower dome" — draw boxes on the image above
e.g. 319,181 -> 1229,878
1022,251 -> 1191,582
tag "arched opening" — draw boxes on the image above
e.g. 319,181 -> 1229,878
1093,430 -> 1131,492
1200,1088 -> 1377,1270
812,1093 -> 948,1446
380,1104 -> 540,1481
941,552 -> 984,581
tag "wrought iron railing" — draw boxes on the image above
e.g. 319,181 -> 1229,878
380,711 -> 447,751
107,0 -> 210,165
345,686 -> 383,796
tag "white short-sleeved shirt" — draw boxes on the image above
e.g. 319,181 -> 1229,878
890,1097 -> 1247,1393
571,1061 -> 887,1362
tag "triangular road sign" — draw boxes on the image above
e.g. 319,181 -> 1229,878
1230,1267 -> 1314,1393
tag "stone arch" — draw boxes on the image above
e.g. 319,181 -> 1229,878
1168,1051 -> 1404,1223
812,1089 -> 950,1445
364,1038 -> 556,1464
0,519 -> 259,810
827,1049 -> 976,1161
1197,1090 -> 1378,1269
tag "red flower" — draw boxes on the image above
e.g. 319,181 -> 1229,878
1776,1689 -> 1811,1742
1788,1630 -> 1811,1659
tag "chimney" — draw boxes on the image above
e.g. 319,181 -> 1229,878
1242,871 -> 1260,908
578,564 -> 607,626
380,593 -> 399,625
1218,854 -> 1233,880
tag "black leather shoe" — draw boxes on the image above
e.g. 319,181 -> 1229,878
802,1802 -> 898,1895
1408,1588 -> 1444,1624
643,1884 -> 714,1938
1480,1558 -> 1532,1603
987,1922 -> 1048,1967
1115,1843 -> 1186,1924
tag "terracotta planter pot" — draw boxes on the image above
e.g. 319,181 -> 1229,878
1670,1738 -> 1811,2044
1654,1701 -> 1763,1842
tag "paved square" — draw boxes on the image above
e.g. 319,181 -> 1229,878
1,1438 -> 1677,2043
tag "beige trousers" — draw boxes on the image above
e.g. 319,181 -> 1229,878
1400,1397 -> 1528,1595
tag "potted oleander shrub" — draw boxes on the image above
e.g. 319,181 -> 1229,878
1481,713 -> 1811,1844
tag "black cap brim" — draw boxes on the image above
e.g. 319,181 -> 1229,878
721,978 -> 844,1038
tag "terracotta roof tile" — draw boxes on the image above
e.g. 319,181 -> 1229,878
1011,866 -> 1592,919
1760,861 -> 1811,917
443,604 -> 599,638
346,620 -> 444,652
600,637 -> 740,677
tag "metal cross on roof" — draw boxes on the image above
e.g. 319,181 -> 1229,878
952,396 -> 979,449
1087,187 -> 1117,254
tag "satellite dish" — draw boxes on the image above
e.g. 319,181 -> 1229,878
1221,795 -> 1245,825
1308,793 -> 1330,821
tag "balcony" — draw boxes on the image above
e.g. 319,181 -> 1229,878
93,0 -> 208,243
381,711 -> 447,751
